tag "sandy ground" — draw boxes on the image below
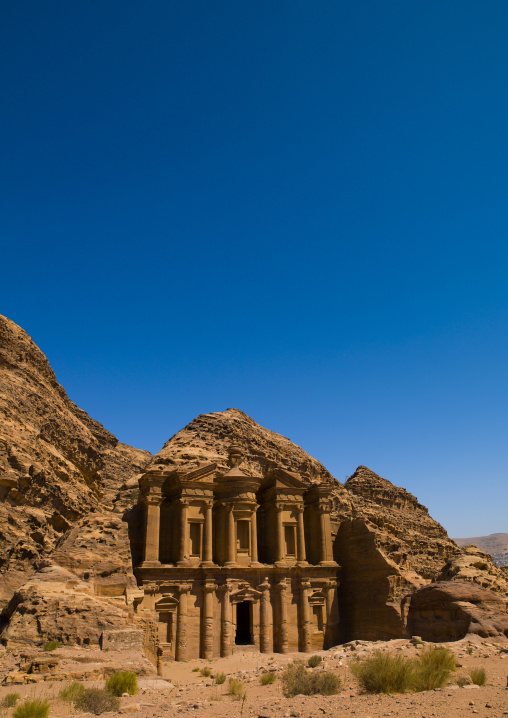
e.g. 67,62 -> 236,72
1,637 -> 507,718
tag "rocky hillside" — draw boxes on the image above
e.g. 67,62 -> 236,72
454,533 -> 508,567
0,314 -> 151,611
1,314 -> 507,649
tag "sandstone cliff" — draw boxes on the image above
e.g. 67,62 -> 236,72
0,314 -> 151,617
1,314 -> 506,650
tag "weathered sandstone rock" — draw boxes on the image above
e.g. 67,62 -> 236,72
1,314 -> 507,653
0,314 -> 151,609
404,580 -> 508,641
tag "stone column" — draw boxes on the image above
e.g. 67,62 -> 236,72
318,503 -> 334,565
225,505 -> 236,566
299,581 -> 311,652
259,580 -> 271,653
202,581 -> 215,659
220,585 -> 232,657
325,580 -> 339,647
275,504 -> 284,564
201,501 -> 214,567
296,507 -> 307,564
178,500 -> 189,565
276,578 -> 288,653
143,493 -> 162,566
250,507 -> 260,565
175,583 -> 190,661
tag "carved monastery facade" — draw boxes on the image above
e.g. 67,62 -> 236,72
134,445 -> 339,665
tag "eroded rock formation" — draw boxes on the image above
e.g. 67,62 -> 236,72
0,313 -> 506,653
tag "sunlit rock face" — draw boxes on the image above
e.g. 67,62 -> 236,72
0,312 -> 506,654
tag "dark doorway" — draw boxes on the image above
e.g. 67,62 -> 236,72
235,601 -> 252,645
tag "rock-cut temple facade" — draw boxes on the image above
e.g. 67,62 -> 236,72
133,445 -> 339,665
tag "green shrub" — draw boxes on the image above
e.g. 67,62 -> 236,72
200,666 -> 212,677
413,646 -> 457,691
467,646 -> 474,655
456,675 -> 469,687
281,662 -> 341,697
307,655 -> 322,668
214,672 -> 226,685
260,671 -> 276,685
350,651 -> 415,694
43,641 -> 59,652
469,668 -> 486,686
105,670 -> 138,696
2,694 -> 20,708
13,699 -> 50,718
58,682 -> 85,702
228,678 -> 245,700
75,689 -> 120,715
192,667 -> 200,672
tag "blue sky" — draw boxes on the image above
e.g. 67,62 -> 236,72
1,1 -> 507,538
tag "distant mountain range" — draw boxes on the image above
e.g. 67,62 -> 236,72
454,533 -> 508,567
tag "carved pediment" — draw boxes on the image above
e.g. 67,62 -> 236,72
155,595 -> 179,611
261,467 -> 306,492
230,586 -> 262,603
308,590 -> 326,605
181,463 -> 217,483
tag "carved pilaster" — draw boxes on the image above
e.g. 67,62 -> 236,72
201,500 -> 214,567
259,580 -> 271,653
219,584 -> 233,657
276,578 -> 288,653
299,580 -> 311,652
296,506 -> 307,564
275,503 -> 284,564
177,499 -> 189,566
250,507 -> 260,566
225,504 -> 237,566
142,489 -> 163,566
202,580 -> 216,659
175,583 -> 191,661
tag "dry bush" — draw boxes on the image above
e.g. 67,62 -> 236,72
413,646 -> 457,691
469,668 -> 486,686
351,651 -> 414,694
2,693 -> 20,708
105,670 -> 138,696
281,662 -> 341,697
307,655 -> 322,668
58,682 -> 85,702
214,672 -> 226,685
200,666 -> 212,677
75,689 -> 120,715
260,671 -> 276,685
43,641 -> 59,652
13,699 -> 50,718
227,678 -> 245,700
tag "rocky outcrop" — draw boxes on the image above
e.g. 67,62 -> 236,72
152,408 -> 338,486
333,466 -> 460,641
1,563 -> 134,648
405,581 -> 508,641
455,533 -> 508,568
437,544 -> 508,595
1,313 -> 506,652
0,314 -> 150,615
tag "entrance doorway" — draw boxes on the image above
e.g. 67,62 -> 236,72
158,612 -> 173,644
235,601 -> 253,645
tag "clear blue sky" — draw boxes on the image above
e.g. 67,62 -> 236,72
1,1 -> 507,538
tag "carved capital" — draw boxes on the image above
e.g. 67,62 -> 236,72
203,581 -> 216,593
178,583 -> 192,594
177,499 -> 190,508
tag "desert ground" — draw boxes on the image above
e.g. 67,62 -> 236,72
1,636 -> 507,718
